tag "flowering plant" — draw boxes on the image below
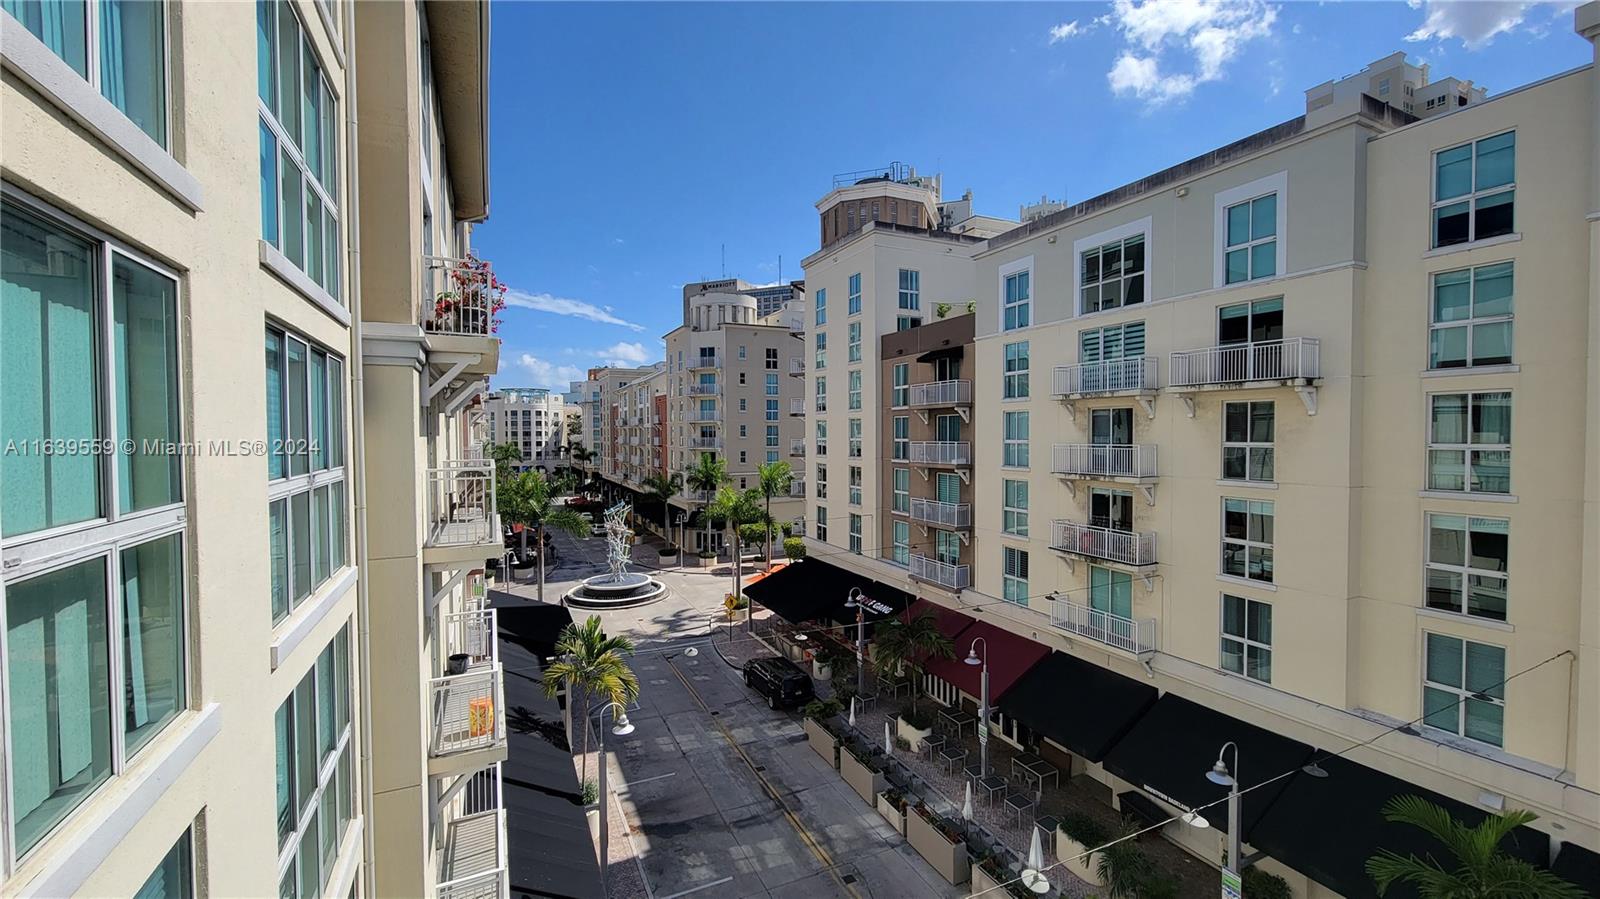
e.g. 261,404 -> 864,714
428,254 -> 507,335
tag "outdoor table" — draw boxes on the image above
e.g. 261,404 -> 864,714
920,732 -> 947,760
938,745 -> 967,775
877,676 -> 909,698
1010,752 -> 1043,783
1035,814 -> 1061,841
1004,792 -> 1036,828
1019,757 -> 1060,795
977,775 -> 1009,807
938,708 -> 976,737
855,692 -> 879,712
963,763 -> 983,782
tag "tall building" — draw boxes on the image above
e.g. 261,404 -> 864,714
679,276 -> 804,321
487,387 -> 568,469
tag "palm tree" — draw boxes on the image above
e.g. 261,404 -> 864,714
683,454 -> 729,553
499,470 -> 591,602
871,610 -> 955,714
541,615 -> 638,786
570,444 -> 594,477
642,471 -> 682,545
705,486 -> 764,602
488,440 -> 522,479
756,460 -> 793,568
1365,795 -> 1585,898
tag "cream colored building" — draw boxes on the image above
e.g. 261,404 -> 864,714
487,388 -> 568,469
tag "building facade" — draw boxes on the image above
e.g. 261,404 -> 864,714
487,387 -> 567,469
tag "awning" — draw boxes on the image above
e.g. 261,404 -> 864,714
999,651 -> 1158,762
902,598 -> 976,642
921,619 -> 1051,704
1552,843 -> 1600,897
743,561 -> 839,624
745,559 -> 915,627
915,345 -> 965,364
1101,694 -> 1311,838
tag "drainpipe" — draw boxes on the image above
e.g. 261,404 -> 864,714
340,4 -> 378,893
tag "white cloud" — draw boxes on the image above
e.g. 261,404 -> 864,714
1048,20 -> 1083,43
597,341 -> 652,366
501,288 -> 645,331
504,353 -> 585,391
1404,1 -> 1555,49
1104,0 -> 1277,105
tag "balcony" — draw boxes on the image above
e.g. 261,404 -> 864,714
437,763 -> 509,899
679,488 -> 715,505
789,357 -> 806,376
688,410 -> 722,424
1049,520 -> 1157,568
428,661 -> 506,778
909,498 -> 971,529
421,255 -> 501,377
790,439 -> 806,457
815,398 -> 828,413
688,436 -> 723,450
909,441 -> 971,467
1049,597 -> 1156,656
689,384 -> 720,396
789,478 -> 806,497
1051,444 -> 1158,482
789,398 -> 806,416
908,380 -> 972,409
1054,357 -> 1159,397
424,462 -> 499,565
910,554 -> 970,592
689,354 -> 722,370
1169,338 -> 1322,414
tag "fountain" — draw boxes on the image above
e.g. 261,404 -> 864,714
564,502 -> 668,609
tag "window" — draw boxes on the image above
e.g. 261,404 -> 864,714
5,0 -> 167,146
1222,498 -> 1274,583
258,0 -> 342,297
816,506 -> 827,541
765,373 -> 779,396
815,377 -> 827,412
814,331 -> 827,370
1430,263 -> 1513,369
891,520 -> 910,566
848,273 -> 862,315
267,325 -> 350,624
849,465 -> 862,506
1003,342 -> 1029,399
766,425 -> 778,447
1427,392 -> 1510,494
1081,234 -> 1146,312
815,420 -> 827,455
891,363 -> 909,407
738,399 -> 747,414
765,400 -> 778,421
815,287 -> 827,326
1423,633 -> 1504,746
1378,77 -> 1391,96
1426,514 -> 1508,621
848,418 -> 862,458
1221,594 -> 1272,683
892,468 -> 909,513
848,370 -> 862,410
849,514 -> 862,554
276,627 -> 355,896
1218,298 -> 1283,345
1079,322 -> 1145,363
738,372 -> 746,386
898,269 -> 920,310
847,322 -> 861,363
1003,411 -> 1029,468
738,424 -> 747,437
766,348 -> 778,370
136,827 -> 195,899
892,416 -> 909,460
1002,479 -> 1029,537
816,464 -> 828,500
896,315 -> 922,331
767,451 -> 778,463
1003,269 -> 1030,331
1433,132 -> 1514,248
739,345 -> 747,360
1222,402 -> 1275,482
1224,194 -> 1277,284
1002,547 -> 1029,605
1089,566 -> 1132,618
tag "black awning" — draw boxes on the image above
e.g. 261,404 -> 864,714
745,558 -> 914,626
1101,693 -> 1311,838
915,345 -> 965,364
999,652 -> 1157,762
744,562 -> 839,624
1116,791 -> 1167,828
1552,843 -> 1600,897
1250,754 -> 1550,899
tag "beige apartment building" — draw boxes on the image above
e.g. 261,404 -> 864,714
1,0 -> 362,895
611,364 -> 666,489
486,387 -> 568,470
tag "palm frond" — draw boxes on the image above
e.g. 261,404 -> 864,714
544,507 -> 592,538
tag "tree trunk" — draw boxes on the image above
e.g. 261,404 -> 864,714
537,523 -> 546,604
731,531 -> 742,601
765,495 -> 773,571
519,527 -> 529,585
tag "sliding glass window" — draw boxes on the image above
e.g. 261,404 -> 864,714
276,627 -> 355,898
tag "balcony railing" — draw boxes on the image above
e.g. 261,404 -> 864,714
441,608 -> 498,669
789,478 -> 806,497
680,488 -> 715,504
910,554 -> 971,591
909,498 -> 972,529
815,398 -> 828,413
689,384 -> 720,396
1049,597 -> 1156,655
908,380 -> 972,408
423,255 -> 498,338
1050,520 -> 1157,567
1054,357 -> 1158,396
430,666 -> 505,759
909,441 -> 971,466
437,763 -> 508,899
790,398 -> 807,416
789,357 -> 806,376
690,354 -> 721,370
1051,444 -> 1159,479
688,410 -> 722,423
790,439 -> 806,457
425,462 -> 497,547
688,436 -> 723,450
1169,337 -> 1320,387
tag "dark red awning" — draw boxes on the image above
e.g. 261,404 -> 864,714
902,598 -> 976,642
920,617 -> 1051,703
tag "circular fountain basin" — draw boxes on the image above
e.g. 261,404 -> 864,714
565,572 -> 668,609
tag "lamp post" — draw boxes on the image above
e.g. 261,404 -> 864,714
844,587 -> 867,697
1206,742 -> 1241,895
595,700 -> 636,892
963,636 -> 990,777
675,511 -> 686,568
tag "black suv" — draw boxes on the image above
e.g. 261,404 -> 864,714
743,657 -> 815,710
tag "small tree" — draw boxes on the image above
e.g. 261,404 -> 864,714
499,470 -> 590,602
935,302 -> 952,319
706,486 -> 764,601
683,454 -> 730,552
1365,795 -> 1586,898
871,610 -> 954,713
541,615 -> 638,785
642,471 -> 682,543
488,440 -> 523,479
756,461 -> 793,568
783,536 -> 807,561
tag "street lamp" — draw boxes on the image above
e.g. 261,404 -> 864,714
594,700 -> 636,892
844,587 -> 867,697
675,512 -> 686,568
1206,742 -> 1241,886
963,636 -> 990,777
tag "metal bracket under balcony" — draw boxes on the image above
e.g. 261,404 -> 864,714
1053,358 -> 1159,420
1049,520 -> 1157,589
909,380 -> 972,424
1169,338 -> 1320,417
909,442 -> 972,482
1046,594 -> 1156,657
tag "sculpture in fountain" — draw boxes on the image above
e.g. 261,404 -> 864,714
564,501 -> 668,608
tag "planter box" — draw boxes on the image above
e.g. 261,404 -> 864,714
875,792 -> 906,835
804,716 -> 839,769
897,716 -> 934,753
783,638 -> 807,663
906,809 -> 970,885
972,864 -> 1010,897
840,748 -> 887,804
813,659 -> 832,681
1057,830 -> 1105,887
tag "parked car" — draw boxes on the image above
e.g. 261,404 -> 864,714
742,656 -> 815,710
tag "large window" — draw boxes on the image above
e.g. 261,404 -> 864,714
816,506 -> 827,541
1432,132 -> 1514,248
848,418 -> 862,458
1003,269 -> 1030,331
1222,402 -> 1274,482
1002,479 -> 1028,537
1423,633 -> 1504,747
136,827 -> 195,899
1080,233 -> 1145,313
258,0 -> 341,298
892,416 -> 909,460
267,325 -> 349,624
1223,194 -> 1277,284
848,513 -> 862,554
814,376 -> 827,412
897,269 -> 920,310
1430,263 -> 1512,369
1221,594 -> 1272,683
891,363 -> 908,407
1426,514 -> 1508,622
1218,298 -> 1282,345
1080,322 -> 1145,363
276,626 -> 355,898
1003,341 -> 1029,399
848,465 -> 862,506
847,370 -> 862,411
1002,547 -> 1028,605
815,420 -> 827,456
848,322 -> 861,363
1089,566 -> 1132,618
814,331 -> 827,371
1003,411 -> 1029,468
815,464 -> 827,500
765,372 -> 779,396
1427,392 -> 1510,495
848,273 -> 862,315
815,287 -> 826,326
1222,498 -> 1273,583
891,520 -> 910,566
892,468 -> 909,514
4,0 -> 168,146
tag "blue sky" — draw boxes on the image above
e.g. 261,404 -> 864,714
474,1 -> 1589,391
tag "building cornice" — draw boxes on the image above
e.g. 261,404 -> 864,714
360,322 -> 427,369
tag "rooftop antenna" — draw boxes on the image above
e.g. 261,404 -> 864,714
778,254 -> 782,285
721,244 -> 726,279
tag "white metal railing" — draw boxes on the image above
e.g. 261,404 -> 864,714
790,398 -> 807,415
437,763 -> 507,899
1051,444 -> 1159,479
790,479 -> 806,497
909,498 -> 971,529
441,608 -> 498,669
680,488 -> 715,504
430,667 -> 505,757
1054,357 -> 1158,396
910,554 -> 971,591
909,441 -> 971,466
1049,597 -> 1156,654
790,357 -> 806,375
425,461 -> 497,547
790,439 -> 806,456
423,255 -> 498,338
1050,520 -> 1157,566
908,380 -> 972,407
690,384 -> 720,396
815,398 -> 828,413
688,410 -> 722,423
1169,337 -> 1320,387
688,436 -> 723,450
690,353 -> 721,369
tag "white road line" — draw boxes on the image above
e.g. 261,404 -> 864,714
610,775 -> 656,899
620,771 -> 677,788
656,876 -> 734,899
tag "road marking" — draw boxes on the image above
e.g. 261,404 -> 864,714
621,771 -> 677,788
609,773 -> 656,899
655,876 -> 734,899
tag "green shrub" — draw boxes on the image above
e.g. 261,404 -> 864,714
738,523 -> 766,545
898,707 -> 935,730
697,548 -> 717,559
780,523 -> 794,538
580,780 -> 598,806
1060,811 -> 1109,850
783,536 -> 807,561
1243,867 -> 1292,899
1140,875 -> 1180,899
801,698 -> 842,720
935,302 -> 952,319
657,544 -> 678,556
